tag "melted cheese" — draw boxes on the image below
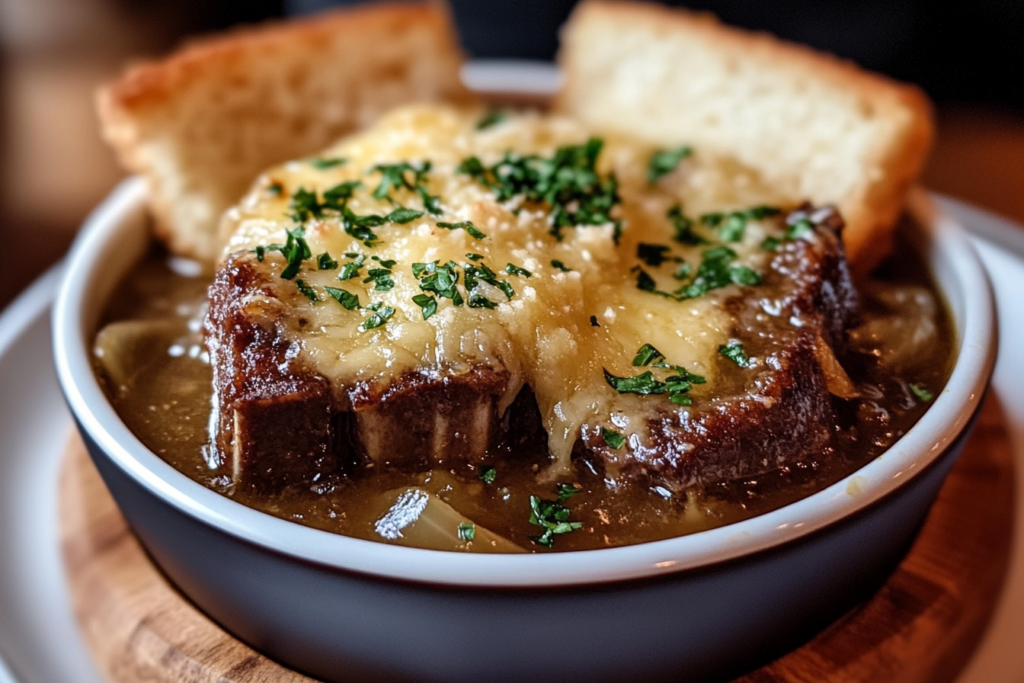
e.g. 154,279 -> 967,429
221,104 -> 792,473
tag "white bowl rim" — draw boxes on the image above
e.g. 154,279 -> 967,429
53,176 -> 996,588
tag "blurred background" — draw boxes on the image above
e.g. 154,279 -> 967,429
0,0 -> 1021,309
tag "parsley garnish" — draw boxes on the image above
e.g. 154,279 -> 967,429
550,259 -> 572,272
477,465 -> 496,484
909,383 -> 934,402
786,218 -> 814,240
761,236 -> 782,252
288,188 -> 322,223
557,483 -> 581,501
637,243 -> 681,267
476,109 -> 509,130
647,146 -> 692,184
414,260 -> 464,306
602,428 -> 625,450
323,181 -> 363,210
295,279 -> 319,303
411,293 -> 438,320
324,286 -> 360,310
359,306 -> 395,331
466,253 -> 485,261
457,137 -> 623,242
251,245 -> 267,262
632,343 -> 665,367
437,220 -> 486,239
590,315 -> 600,327
668,204 -> 707,246
279,226 -> 312,280
337,254 -> 365,280
719,342 -> 751,367
267,182 -> 284,197
529,495 -> 582,548
505,263 -> 532,278
317,252 -> 338,270
309,157 -> 346,170
464,261 -> 514,307
363,257 -> 395,291
341,207 -> 385,247
385,207 -> 424,224
457,522 -> 476,541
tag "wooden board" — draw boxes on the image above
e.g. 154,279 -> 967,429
60,396 -> 1016,683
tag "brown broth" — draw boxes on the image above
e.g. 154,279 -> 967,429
93,228 -> 955,553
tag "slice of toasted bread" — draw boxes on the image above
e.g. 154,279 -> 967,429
555,0 -> 934,272
97,1 -> 474,263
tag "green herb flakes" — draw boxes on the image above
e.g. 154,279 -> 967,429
761,236 -> 782,252
909,383 -> 934,402
385,207 -> 424,224
719,342 -> 751,367
466,253 -> 485,261
412,293 -> 438,320
602,428 -> 626,450
505,263 -> 532,278
295,279 -> 319,303
437,220 -> 486,240
338,254 -> 365,280
476,109 -> 509,130
632,343 -> 666,367
786,218 -> 814,240
267,182 -> 284,197
590,315 -> 600,327
647,146 -> 692,184
477,464 -> 496,484
359,306 -> 395,331
325,286 -> 360,310
668,204 -> 707,246
528,495 -> 582,548
309,157 -> 347,170
551,259 -> 572,272
637,243 -> 680,268
317,252 -> 339,270
556,483 -> 582,501
457,522 -> 476,542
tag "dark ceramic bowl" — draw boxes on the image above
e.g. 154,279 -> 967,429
53,175 -> 995,683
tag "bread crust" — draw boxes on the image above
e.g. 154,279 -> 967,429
97,1 -> 474,263
556,0 -> 935,273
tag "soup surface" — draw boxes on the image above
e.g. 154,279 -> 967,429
94,227 -> 953,552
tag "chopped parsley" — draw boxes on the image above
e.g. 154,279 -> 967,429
465,261 -> 515,307
505,263 -> 532,278
359,306 -> 395,331
411,293 -> 438,320
385,207 -> 424,224
363,257 -> 396,292
323,181 -> 363,210
672,246 -> 763,299
637,243 -> 681,268
761,236 -> 782,252
556,483 -> 581,501
437,220 -> 487,239
719,342 -> 751,367
602,428 -> 626,450
466,253 -> 485,261
605,349 -> 706,405
342,207 -> 386,247
477,464 -> 496,484
324,286 -> 360,310
476,109 -> 509,130
309,157 -> 347,169
415,260 -> 463,306
668,204 -> 707,246
370,161 -> 426,200
317,252 -> 338,270
295,279 -> 319,303
786,218 -> 814,240
550,259 -> 572,272
457,522 -> 476,541
278,226 -> 312,280
288,188 -> 323,223
632,343 -> 666,367
337,254 -> 365,280
590,315 -> 600,327
647,146 -> 692,184
909,383 -> 934,402
457,137 -> 623,242
267,182 -> 284,197
529,495 -> 582,548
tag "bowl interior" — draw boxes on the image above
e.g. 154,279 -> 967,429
52,177 -> 996,587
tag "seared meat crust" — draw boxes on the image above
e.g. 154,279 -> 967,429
576,210 -> 858,491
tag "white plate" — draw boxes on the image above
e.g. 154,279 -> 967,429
0,197 -> 1020,683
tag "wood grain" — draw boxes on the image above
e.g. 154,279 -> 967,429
60,396 -> 1015,683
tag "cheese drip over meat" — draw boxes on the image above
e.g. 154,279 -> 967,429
220,104 -> 792,474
